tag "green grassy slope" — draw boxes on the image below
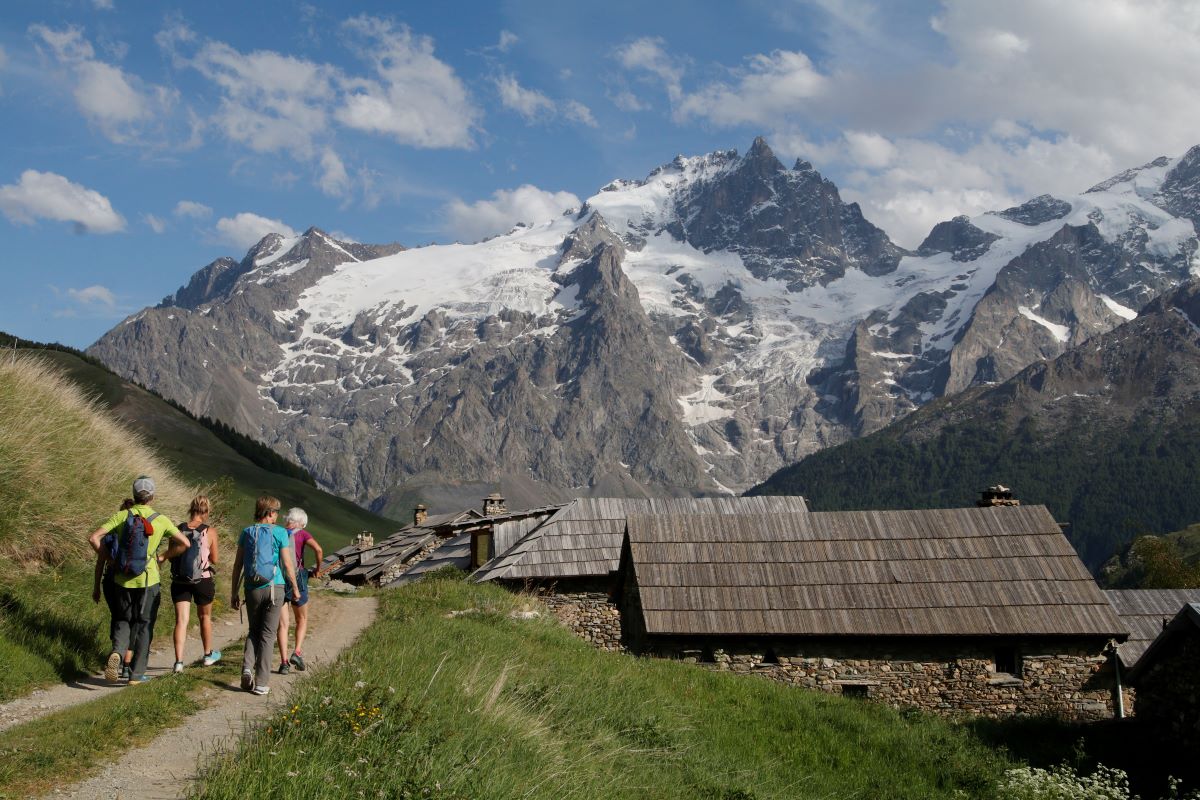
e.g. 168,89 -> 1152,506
193,575 -> 1008,800
22,348 -> 399,551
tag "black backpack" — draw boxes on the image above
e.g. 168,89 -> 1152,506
171,523 -> 208,584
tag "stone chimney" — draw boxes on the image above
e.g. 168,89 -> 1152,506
977,485 -> 1019,507
356,531 -> 375,548
413,504 -> 428,526
483,492 -> 507,516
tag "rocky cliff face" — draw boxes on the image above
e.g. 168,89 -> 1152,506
90,140 -> 1200,514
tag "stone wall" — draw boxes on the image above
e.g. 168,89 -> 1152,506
541,592 -> 624,651
647,637 -> 1117,720
377,538 -> 442,585
1134,630 -> 1200,747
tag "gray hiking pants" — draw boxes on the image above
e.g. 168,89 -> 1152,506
112,583 -> 160,677
242,585 -> 283,689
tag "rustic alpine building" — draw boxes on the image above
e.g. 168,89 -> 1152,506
615,506 -> 1126,718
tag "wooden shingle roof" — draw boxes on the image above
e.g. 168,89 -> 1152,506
1104,589 -> 1200,668
1128,603 -> 1200,683
626,506 -> 1125,638
473,496 -> 809,582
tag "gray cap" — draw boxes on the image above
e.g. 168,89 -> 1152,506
132,475 -> 155,496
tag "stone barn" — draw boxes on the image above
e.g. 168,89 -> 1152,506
616,506 -> 1127,719
1128,603 -> 1200,748
472,496 -> 809,650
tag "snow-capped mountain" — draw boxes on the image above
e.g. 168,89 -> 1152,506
89,138 -> 1200,514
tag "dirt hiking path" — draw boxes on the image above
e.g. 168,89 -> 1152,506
0,606 -> 251,733
48,595 -> 377,800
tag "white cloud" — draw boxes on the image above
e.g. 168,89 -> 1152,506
335,16 -> 479,149
174,200 -> 212,218
675,50 -> 826,126
812,133 -> 1115,247
30,24 -> 94,62
0,170 -> 125,233
317,148 -> 351,197
189,40 -> 336,157
214,212 -> 298,250
444,185 -> 580,243
614,37 -> 683,101
609,88 -> 647,112
494,73 -> 554,121
31,24 -> 174,143
92,0 -> 115,10
142,213 -> 166,233
159,15 -> 479,201
68,285 -> 117,308
843,130 -> 896,169
496,30 -> 518,52
564,100 -> 597,128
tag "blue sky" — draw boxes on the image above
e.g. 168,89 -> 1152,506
2,0 -> 1199,347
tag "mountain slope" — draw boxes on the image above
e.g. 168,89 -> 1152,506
750,279 -> 1200,569
90,139 -> 1200,512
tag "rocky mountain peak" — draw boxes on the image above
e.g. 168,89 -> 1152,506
1155,144 -> 1200,226
742,136 -> 784,176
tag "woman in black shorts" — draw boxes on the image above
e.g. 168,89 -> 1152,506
170,495 -> 221,672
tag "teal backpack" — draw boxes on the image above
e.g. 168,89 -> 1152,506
244,524 -> 278,586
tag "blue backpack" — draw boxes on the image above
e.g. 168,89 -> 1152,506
115,511 -> 159,576
244,524 -> 278,586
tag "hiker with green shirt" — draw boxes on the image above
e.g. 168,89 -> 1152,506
87,475 -> 190,684
230,494 -> 300,696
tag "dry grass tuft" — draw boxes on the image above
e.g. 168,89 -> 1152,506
0,353 -> 195,571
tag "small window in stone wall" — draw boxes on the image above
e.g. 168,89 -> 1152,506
761,649 -> 779,665
841,684 -> 869,699
995,646 -> 1022,677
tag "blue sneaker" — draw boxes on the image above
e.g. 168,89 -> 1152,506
127,674 -> 153,685
203,650 -> 223,666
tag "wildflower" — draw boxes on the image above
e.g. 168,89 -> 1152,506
354,680 -> 366,689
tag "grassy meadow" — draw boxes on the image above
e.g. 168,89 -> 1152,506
192,573 -> 1009,800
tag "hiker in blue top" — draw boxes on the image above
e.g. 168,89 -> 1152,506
230,494 -> 300,696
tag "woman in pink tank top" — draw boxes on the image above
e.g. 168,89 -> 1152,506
169,495 -> 222,672
277,507 -> 324,673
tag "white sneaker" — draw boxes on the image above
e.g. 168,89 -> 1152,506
173,661 -> 184,674
240,670 -> 254,691
251,685 -> 270,696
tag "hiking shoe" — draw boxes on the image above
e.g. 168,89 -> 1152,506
127,674 -> 152,685
289,652 -> 306,671
278,661 -> 291,675
120,664 -> 132,681
173,661 -> 184,674
240,670 -> 254,691
202,650 -> 222,667
104,652 -> 122,683
251,685 -> 271,696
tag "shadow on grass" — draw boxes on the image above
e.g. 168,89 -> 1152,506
968,715 -> 1198,798
0,586 -> 103,681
